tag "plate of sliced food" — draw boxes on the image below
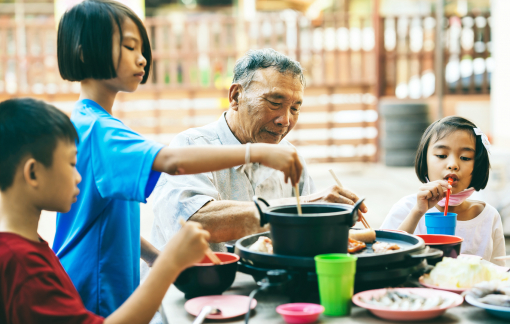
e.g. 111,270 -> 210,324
464,281 -> 510,320
352,288 -> 463,321
248,230 -> 403,256
348,228 -> 402,255
419,256 -> 510,293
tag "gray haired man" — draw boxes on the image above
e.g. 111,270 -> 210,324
143,49 -> 368,269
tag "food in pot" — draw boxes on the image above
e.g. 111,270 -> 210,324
349,228 -> 376,243
463,281 -> 510,307
372,242 -> 400,253
348,238 -> 366,253
361,289 -> 456,310
249,236 -> 273,254
425,257 -> 510,289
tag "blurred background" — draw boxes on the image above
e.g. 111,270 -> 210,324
1,0 -> 507,248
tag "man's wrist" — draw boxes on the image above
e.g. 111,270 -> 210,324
149,251 -> 160,267
142,246 -> 161,267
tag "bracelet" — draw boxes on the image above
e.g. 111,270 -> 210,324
245,143 -> 251,164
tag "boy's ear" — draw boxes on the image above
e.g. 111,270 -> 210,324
229,84 -> 242,111
23,158 -> 39,188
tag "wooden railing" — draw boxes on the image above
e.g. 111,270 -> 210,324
0,13 -> 377,92
0,12 -> 377,162
381,13 -> 492,98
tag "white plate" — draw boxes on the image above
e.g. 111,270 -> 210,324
465,295 -> 510,320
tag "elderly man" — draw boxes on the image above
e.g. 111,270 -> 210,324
145,49 -> 367,259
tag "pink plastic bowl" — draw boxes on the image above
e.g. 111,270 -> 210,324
276,303 -> 325,324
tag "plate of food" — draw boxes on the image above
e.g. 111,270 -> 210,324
349,228 -> 401,254
419,257 -> 510,294
348,228 -> 405,256
464,281 -> 510,320
419,274 -> 467,294
239,229 -> 432,270
352,288 -> 463,321
249,229 -> 404,256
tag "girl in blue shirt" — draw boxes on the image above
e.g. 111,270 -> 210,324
53,0 -> 303,316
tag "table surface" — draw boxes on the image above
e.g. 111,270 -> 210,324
161,272 -> 508,324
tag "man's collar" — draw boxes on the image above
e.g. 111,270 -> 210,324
216,112 -> 244,169
217,111 -> 242,146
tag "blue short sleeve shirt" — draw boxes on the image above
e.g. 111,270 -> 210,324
52,99 -> 164,316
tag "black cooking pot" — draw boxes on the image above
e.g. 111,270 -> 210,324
253,197 -> 364,257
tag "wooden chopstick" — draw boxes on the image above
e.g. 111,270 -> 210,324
360,216 -> 370,229
294,184 -> 303,215
359,214 -> 369,229
178,218 -> 221,265
328,169 -> 371,229
494,255 -> 510,260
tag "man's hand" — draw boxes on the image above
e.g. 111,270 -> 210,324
303,185 -> 368,213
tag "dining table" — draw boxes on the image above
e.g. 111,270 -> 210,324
160,272 -> 507,324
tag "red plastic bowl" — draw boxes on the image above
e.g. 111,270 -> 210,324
416,234 -> 463,265
194,252 -> 240,266
276,303 -> 325,324
174,252 -> 240,299
417,234 -> 463,245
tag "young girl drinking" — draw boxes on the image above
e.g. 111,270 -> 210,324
53,0 -> 303,316
381,116 -> 506,266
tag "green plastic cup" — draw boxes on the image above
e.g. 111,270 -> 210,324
315,254 -> 357,316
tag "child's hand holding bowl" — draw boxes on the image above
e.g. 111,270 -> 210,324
161,221 -> 211,272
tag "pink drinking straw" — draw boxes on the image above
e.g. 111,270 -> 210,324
444,178 -> 453,216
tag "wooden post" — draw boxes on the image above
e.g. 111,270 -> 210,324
235,0 -> 249,59
372,0 -> 381,162
373,0 -> 381,97
435,0 -> 445,118
14,0 -> 26,94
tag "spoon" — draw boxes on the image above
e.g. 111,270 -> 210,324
192,306 -> 222,324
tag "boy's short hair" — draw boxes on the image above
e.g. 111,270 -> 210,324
415,116 -> 490,191
0,98 -> 79,191
57,0 -> 151,84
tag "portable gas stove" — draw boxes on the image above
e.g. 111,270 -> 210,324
231,230 -> 442,302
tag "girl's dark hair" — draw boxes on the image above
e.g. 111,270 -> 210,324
57,0 -> 151,83
415,116 -> 490,191
0,98 -> 79,191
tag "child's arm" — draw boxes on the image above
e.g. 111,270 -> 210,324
491,216 -> 507,266
152,144 -> 302,185
104,221 -> 209,324
398,180 -> 450,233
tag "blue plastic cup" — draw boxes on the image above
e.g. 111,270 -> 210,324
425,212 -> 457,235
